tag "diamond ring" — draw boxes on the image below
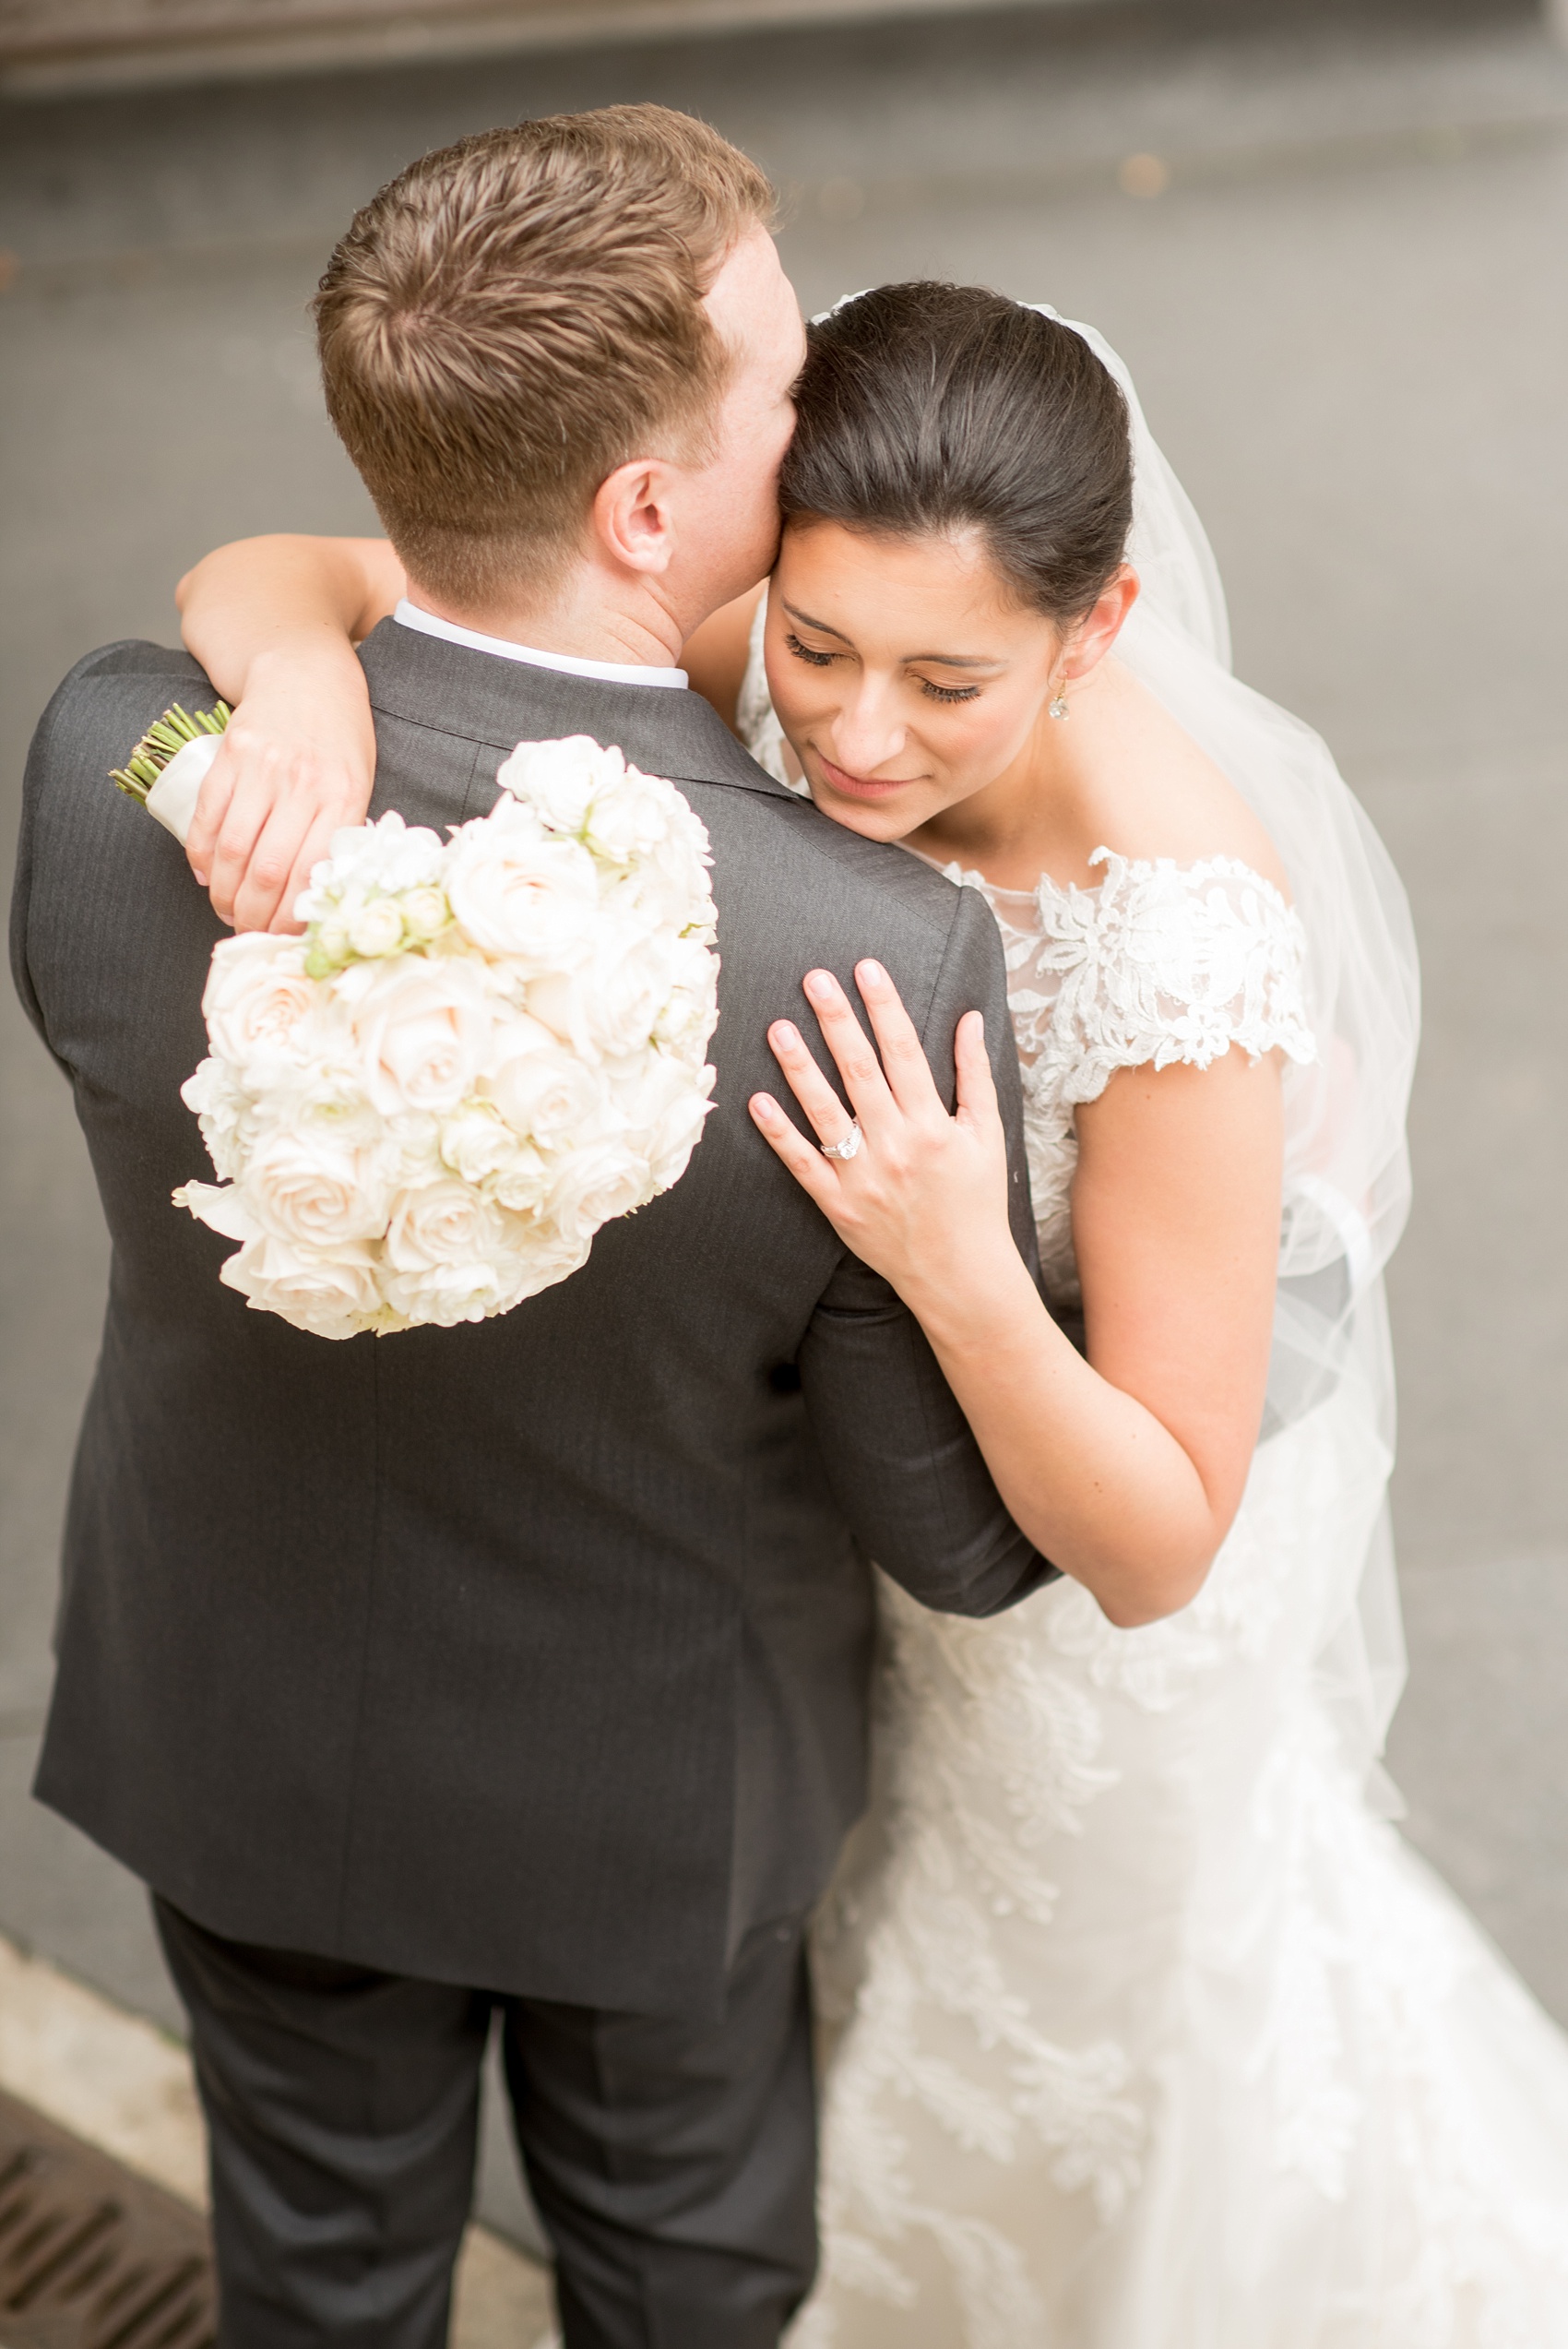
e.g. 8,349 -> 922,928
821,1120 -> 863,1163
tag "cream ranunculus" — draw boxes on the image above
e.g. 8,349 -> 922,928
350,956 -> 494,1116
547,1139 -> 650,1246
348,896 -> 407,960
242,1129 -> 393,1247
218,1234 -> 386,1340
485,1042 -> 606,1148
445,822 -> 600,970
400,885 -> 450,943
202,934 -> 317,1067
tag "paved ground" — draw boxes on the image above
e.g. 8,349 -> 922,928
3,0 -> 1566,2238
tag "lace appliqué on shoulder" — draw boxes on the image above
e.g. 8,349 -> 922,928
979,850 -> 1316,1304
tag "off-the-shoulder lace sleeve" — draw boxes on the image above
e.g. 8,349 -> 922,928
1011,850 -> 1316,1112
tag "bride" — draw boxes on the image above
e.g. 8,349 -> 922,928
176,283 -> 1568,2343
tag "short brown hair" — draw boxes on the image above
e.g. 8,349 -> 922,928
315,106 -> 774,607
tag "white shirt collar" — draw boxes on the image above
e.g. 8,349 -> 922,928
393,600 -> 688,690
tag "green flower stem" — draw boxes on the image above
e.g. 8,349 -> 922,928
110,699 -> 231,803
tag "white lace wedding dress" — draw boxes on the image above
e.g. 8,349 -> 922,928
737,617 -> 1568,2344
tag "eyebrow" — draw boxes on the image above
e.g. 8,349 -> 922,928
780,600 -> 1004,671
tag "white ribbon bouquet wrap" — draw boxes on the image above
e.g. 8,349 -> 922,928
133,729 -> 719,1340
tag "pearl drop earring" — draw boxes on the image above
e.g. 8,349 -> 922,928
1048,680 -> 1070,721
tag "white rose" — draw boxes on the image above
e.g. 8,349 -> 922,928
350,957 -> 493,1116
495,737 -> 614,836
174,1177 -> 261,1246
242,1129 -> 393,1247
492,1145 -> 552,1216
653,936 -> 720,1058
574,930 -> 676,1058
615,1053 -> 716,1190
381,1180 -> 526,1327
202,934 -> 316,1068
583,768 -> 673,864
218,1233 -> 386,1340
439,1101 -> 522,1187
485,1042 -> 606,1147
382,1250 -> 534,1329
547,1138 -> 651,1246
445,825 -> 600,970
181,1058 -> 251,1180
384,1177 -> 507,1272
508,1223 -> 592,1298
349,897 -> 406,960
609,820 -> 716,936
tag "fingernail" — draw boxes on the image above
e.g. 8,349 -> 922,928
770,1021 -> 801,1050
803,970 -> 834,1001
858,960 -> 886,991
750,1094 -> 779,1126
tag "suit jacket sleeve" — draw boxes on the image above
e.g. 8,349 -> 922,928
797,878 -> 1060,1617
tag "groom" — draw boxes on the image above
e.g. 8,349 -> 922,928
12,108 -> 1050,2347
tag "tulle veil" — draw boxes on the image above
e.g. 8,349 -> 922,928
1044,306 -> 1421,1801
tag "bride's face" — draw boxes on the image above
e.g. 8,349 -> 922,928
763,519 -> 1063,842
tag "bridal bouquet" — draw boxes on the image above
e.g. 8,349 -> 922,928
114,711 -> 719,1339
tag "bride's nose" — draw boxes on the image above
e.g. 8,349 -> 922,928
829,677 -> 909,776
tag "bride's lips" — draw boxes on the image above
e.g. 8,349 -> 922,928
814,753 -> 923,803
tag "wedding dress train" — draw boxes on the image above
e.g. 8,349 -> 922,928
735,310 -> 1568,2337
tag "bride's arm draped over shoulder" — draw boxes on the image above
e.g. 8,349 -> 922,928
751,962 -> 1282,1628
175,534 -> 405,932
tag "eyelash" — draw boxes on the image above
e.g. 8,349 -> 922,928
783,630 -> 835,668
783,631 -> 982,704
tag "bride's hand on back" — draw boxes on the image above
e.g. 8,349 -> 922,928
176,534 -> 403,933
749,960 -> 1026,1313
750,956 -> 1282,1628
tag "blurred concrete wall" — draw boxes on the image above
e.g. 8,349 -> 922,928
0,0 -> 1107,97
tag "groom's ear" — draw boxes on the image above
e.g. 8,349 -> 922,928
591,458 -> 680,579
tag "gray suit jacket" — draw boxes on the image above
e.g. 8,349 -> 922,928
12,618 -> 1054,2015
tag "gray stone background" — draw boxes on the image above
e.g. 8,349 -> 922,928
3,0 -> 1565,2245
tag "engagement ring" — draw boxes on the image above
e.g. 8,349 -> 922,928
821,1121 -> 863,1163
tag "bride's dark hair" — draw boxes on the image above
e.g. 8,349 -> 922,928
779,282 -> 1133,627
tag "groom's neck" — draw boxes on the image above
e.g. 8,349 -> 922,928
405,560 -> 688,671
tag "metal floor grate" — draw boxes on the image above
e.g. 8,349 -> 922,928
0,2089 -> 215,2349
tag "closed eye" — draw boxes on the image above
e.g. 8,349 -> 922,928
919,678 -> 981,704
784,629 -> 837,668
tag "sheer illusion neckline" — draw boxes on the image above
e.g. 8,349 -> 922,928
909,843 -> 1296,931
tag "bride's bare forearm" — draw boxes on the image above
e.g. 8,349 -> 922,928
906,1254 -> 1223,1626
177,534 -> 398,703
